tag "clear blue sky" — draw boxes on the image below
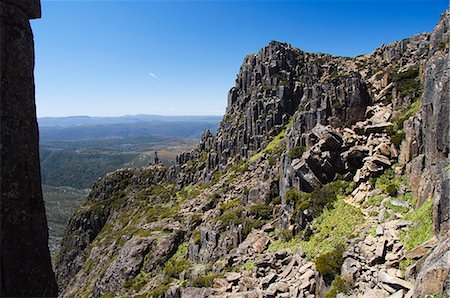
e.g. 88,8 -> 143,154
32,0 -> 448,117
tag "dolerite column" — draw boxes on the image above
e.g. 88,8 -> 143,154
0,0 -> 58,296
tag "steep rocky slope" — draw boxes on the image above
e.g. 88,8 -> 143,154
56,10 -> 449,298
0,0 -> 58,296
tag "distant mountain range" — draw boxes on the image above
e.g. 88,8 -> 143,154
38,114 -> 222,142
38,114 -> 223,127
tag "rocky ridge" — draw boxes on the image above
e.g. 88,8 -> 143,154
56,10 -> 449,298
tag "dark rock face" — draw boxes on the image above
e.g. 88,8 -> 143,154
0,0 -> 58,297
400,9 -> 449,236
413,235 -> 450,296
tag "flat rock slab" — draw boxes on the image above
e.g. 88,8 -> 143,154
379,271 -> 412,290
225,272 -> 241,283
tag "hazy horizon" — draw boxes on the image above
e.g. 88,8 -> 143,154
38,113 -> 225,119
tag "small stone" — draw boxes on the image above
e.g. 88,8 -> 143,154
261,272 -> 276,287
298,262 -> 313,274
266,283 -> 278,295
275,249 -> 289,260
380,282 -> 397,294
376,224 -> 384,236
389,289 -> 405,298
225,272 -> 241,283
279,257 -> 296,278
386,252 -> 399,261
370,237 -> 387,264
299,279 -> 310,289
213,278 -> 229,288
275,282 -> 289,293
390,200 -> 410,208
299,269 -> 315,281
363,289 -> 386,298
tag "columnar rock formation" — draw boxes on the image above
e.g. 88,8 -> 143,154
0,0 -> 58,296
55,9 -> 449,298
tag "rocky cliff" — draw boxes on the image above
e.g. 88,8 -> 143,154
0,0 -> 58,296
56,10 -> 449,298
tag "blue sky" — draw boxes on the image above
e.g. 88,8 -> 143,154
32,0 -> 448,117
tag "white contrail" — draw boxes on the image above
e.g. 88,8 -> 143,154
149,72 -> 158,79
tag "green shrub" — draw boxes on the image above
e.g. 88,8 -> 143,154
203,193 -> 221,211
399,258 -> 415,273
249,203 -> 273,219
148,279 -> 171,297
400,200 -> 433,250
391,130 -> 406,146
189,213 -> 202,227
189,274 -> 220,287
395,101 -> 421,130
375,169 -> 400,194
268,155 -> 277,166
315,245 -> 344,277
324,276 -> 348,298
363,194 -> 384,208
249,118 -> 292,162
164,258 -> 190,278
242,261 -> 255,272
285,189 -> 311,215
272,196 -> 281,205
216,207 -> 244,230
332,100 -> 343,110
219,199 -> 239,213
285,189 -> 302,204
279,229 -> 293,241
272,142 -> 287,156
287,146 -> 306,159
268,199 -> 363,259
395,66 -> 423,98
309,184 -> 338,217
193,230 -> 201,245
163,243 -> 190,278
242,219 -> 266,238
299,199 -> 364,259
385,183 -> 398,196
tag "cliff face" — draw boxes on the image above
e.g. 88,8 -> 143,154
56,10 -> 449,298
0,1 -> 58,296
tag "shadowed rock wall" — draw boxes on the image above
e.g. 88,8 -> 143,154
1,0 -> 58,296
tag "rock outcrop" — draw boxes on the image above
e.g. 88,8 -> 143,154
55,9 -> 449,298
0,0 -> 58,296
